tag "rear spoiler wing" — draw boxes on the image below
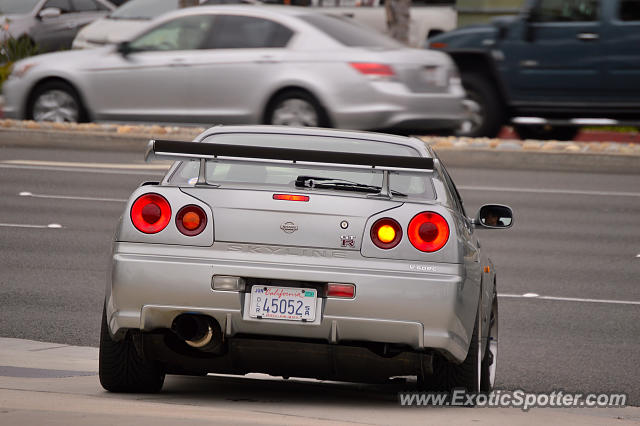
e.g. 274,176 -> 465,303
145,139 -> 434,197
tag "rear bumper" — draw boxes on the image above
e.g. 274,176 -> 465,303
330,81 -> 467,133
107,242 -> 477,362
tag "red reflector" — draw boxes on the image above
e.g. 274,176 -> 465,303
130,193 -> 171,234
273,194 -> 310,202
176,205 -> 207,236
327,283 -> 355,298
408,212 -> 449,252
350,62 -> 394,76
430,42 -> 448,49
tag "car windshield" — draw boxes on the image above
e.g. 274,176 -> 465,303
299,13 -> 402,48
0,0 -> 40,14
110,0 -> 179,20
169,133 -> 435,200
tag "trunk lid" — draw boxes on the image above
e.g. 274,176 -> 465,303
181,188 -> 403,251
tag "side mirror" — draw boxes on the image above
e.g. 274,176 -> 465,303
475,204 -> 514,229
116,41 -> 132,57
39,7 -> 62,19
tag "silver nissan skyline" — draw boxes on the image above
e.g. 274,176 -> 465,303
100,125 -> 513,393
2,5 -> 466,134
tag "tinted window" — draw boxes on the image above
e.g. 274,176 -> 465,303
619,0 -> 640,20
110,0 -> 178,19
0,0 -> 41,14
533,0 -> 599,22
43,0 -> 72,13
129,15 -> 214,51
300,13 -> 401,48
207,15 -> 293,48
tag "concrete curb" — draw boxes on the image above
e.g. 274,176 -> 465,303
0,123 -> 638,174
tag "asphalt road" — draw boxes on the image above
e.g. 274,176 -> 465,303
1,145 -> 639,405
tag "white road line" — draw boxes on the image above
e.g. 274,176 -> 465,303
0,223 -> 62,229
458,185 -> 640,198
19,192 -> 127,203
2,160 -> 170,170
499,293 -> 640,306
0,164 -> 163,176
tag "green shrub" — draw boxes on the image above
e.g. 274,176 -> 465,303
0,36 -> 39,90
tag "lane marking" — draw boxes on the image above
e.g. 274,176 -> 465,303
2,160 -> 170,170
0,223 -> 62,229
0,164 -> 163,176
458,185 -> 640,198
19,191 -> 127,203
499,293 -> 640,306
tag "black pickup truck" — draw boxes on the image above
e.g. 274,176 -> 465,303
428,0 -> 640,139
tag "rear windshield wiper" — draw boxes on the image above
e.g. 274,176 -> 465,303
295,175 -> 406,197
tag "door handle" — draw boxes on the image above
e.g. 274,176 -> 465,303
577,33 -> 599,41
254,56 -> 277,64
169,58 -> 187,67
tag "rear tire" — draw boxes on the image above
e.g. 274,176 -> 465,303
514,125 -> 579,141
456,73 -> 504,138
265,89 -> 329,128
99,305 -> 165,393
480,295 -> 498,392
426,307 -> 481,393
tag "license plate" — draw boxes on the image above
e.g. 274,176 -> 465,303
249,286 -> 317,322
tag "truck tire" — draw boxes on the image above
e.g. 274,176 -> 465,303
456,73 -> 504,138
99,305 -> 165,393
514,125 -> 579,141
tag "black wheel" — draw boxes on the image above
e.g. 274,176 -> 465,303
480,295 -> 498,392
265,90 -> 329,128
456,73 -> 504,138
99,305 -> 165,393
514,125 -> 579,141
426,306 -> 481,393
27,81 -> 87,123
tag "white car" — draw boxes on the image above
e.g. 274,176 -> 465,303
72,0 -> 255,49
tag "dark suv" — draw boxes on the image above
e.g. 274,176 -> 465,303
428,0 -> 640,139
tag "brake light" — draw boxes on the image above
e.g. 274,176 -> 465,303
130,193 -> 171,234
176,205 -> 207,236
429,42 -> 448,49
350,62 -> 395,76
370,218 -> 402,249
327,283 -> 355,298
408,212 -> 449,252
273,194 -> 310,202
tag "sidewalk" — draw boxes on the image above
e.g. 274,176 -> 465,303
1,337 -> 638,425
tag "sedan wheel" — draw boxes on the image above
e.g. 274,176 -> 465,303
271,98 -> 319,127
29,82 -> 84,123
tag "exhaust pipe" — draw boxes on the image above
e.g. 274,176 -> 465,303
171,314 -> 222,352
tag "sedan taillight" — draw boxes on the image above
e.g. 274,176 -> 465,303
176,205 -> 207,236
130,193 -> 171,234
408,212 -> 449,252
370,218 -> 402,249
350,62 -> 395,77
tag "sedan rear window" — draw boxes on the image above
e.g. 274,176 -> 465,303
110,0 -> 178,20
299,13 -> 401,48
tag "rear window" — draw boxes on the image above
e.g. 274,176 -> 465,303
299,13 -> 401,48
169,133 -> 434,200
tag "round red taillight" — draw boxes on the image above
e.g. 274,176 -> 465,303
130,193 -> 171,234
370,218 -> 402,249
408,212 -> 449,252
176,205 -> 207,236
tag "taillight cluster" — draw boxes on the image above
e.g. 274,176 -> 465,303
130,193 -> 207,236
371,212 -> 449,253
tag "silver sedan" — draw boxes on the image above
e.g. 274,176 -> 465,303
2,5 -> 467,134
